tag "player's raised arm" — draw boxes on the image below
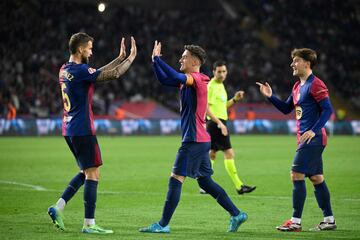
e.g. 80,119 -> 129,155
96,37 -> 137,82
99,37 -> 127,72
152,40 -> 162,62
152,41 -> 189,86
152,41 -> 178,87
256,82 -> 294,114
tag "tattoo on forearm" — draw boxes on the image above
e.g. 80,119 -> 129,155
96,58 -> 133,82
99,57 -> 123,72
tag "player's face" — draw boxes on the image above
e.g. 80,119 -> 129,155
290,56 -> 309,77
80,41 -> 93,64
179,50 -> 195,72
213,65 -> 227,82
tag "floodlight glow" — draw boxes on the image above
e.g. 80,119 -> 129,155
98,3 -> 106,12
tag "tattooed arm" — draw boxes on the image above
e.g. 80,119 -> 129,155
96,37 -> 137,83
99,38 -> 127,72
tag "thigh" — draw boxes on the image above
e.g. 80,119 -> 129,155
172,142 -> 213,179
207,120 -> 232,151
292,146 -> 324,177
70,135 -> 103,170
197,142 -> 214,178
207,121 -> 220,151
64,136 -> 77,159
172,143 -> 189,177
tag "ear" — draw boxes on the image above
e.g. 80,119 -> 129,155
78,46 -> 84,54
192,57 -> 200,66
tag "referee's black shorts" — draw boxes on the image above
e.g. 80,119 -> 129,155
206,119 -> 232,151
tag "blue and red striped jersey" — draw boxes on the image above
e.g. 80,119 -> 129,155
180,72 -> 211,143
59,62 -> 101,136
292,74 -> 329,148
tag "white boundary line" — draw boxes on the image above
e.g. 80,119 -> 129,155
0,180 -> 47,191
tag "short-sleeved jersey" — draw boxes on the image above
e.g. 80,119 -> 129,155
59,62 -> 101,136
291,74 -> 329,148
207,78 -> 228,120
179,72 -> 211,143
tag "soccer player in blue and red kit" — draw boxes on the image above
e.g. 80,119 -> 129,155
257,48 -> 336,232
47,32 -> 137,234
139,41 -> 248,234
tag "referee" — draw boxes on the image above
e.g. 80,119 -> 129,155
204,60 -> 256,195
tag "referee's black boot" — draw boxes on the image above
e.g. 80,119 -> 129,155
237,185 -> 256,194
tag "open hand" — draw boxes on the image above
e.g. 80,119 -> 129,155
256,82 -> 272,97
300,130 -> 315,144
129,36 -> 137,61
234,90 -> 245,101
118,37 -> 126,60
152,40 -> 162,61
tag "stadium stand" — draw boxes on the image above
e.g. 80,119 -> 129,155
1,0 -> 359,119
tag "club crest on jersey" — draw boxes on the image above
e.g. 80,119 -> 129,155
297,93 -> 301,101
295,106 -> 302,120
88,68 -> 96,74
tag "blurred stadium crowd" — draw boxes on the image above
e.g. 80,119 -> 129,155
0,0 -> 359,118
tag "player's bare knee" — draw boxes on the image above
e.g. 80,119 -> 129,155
291,171 -> 305,181
171,173 -> 185,183
84,167 -> 99,181
209,150 -> 216,160
224,148 -> 234,159
309,175 -> 324,185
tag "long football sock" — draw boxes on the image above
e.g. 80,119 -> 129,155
314,181 -> 333,218
292,180 -> 306,218
224,159 -> 243,190
60,172 -> 85,207
197,176 -> 240,216
159,177 -> 182,227
84,179 -> 98,220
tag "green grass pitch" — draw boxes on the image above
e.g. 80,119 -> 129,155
0,135 -> 359,240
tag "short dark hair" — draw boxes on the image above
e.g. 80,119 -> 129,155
68,32 -> 93,54
213,60 -> 227,70
291,48 -> 317,68
184,45 -> 207,65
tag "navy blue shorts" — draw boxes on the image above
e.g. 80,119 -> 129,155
292,146 -> 325,177
172,142 -> 213,179
64,136 -> 103,170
